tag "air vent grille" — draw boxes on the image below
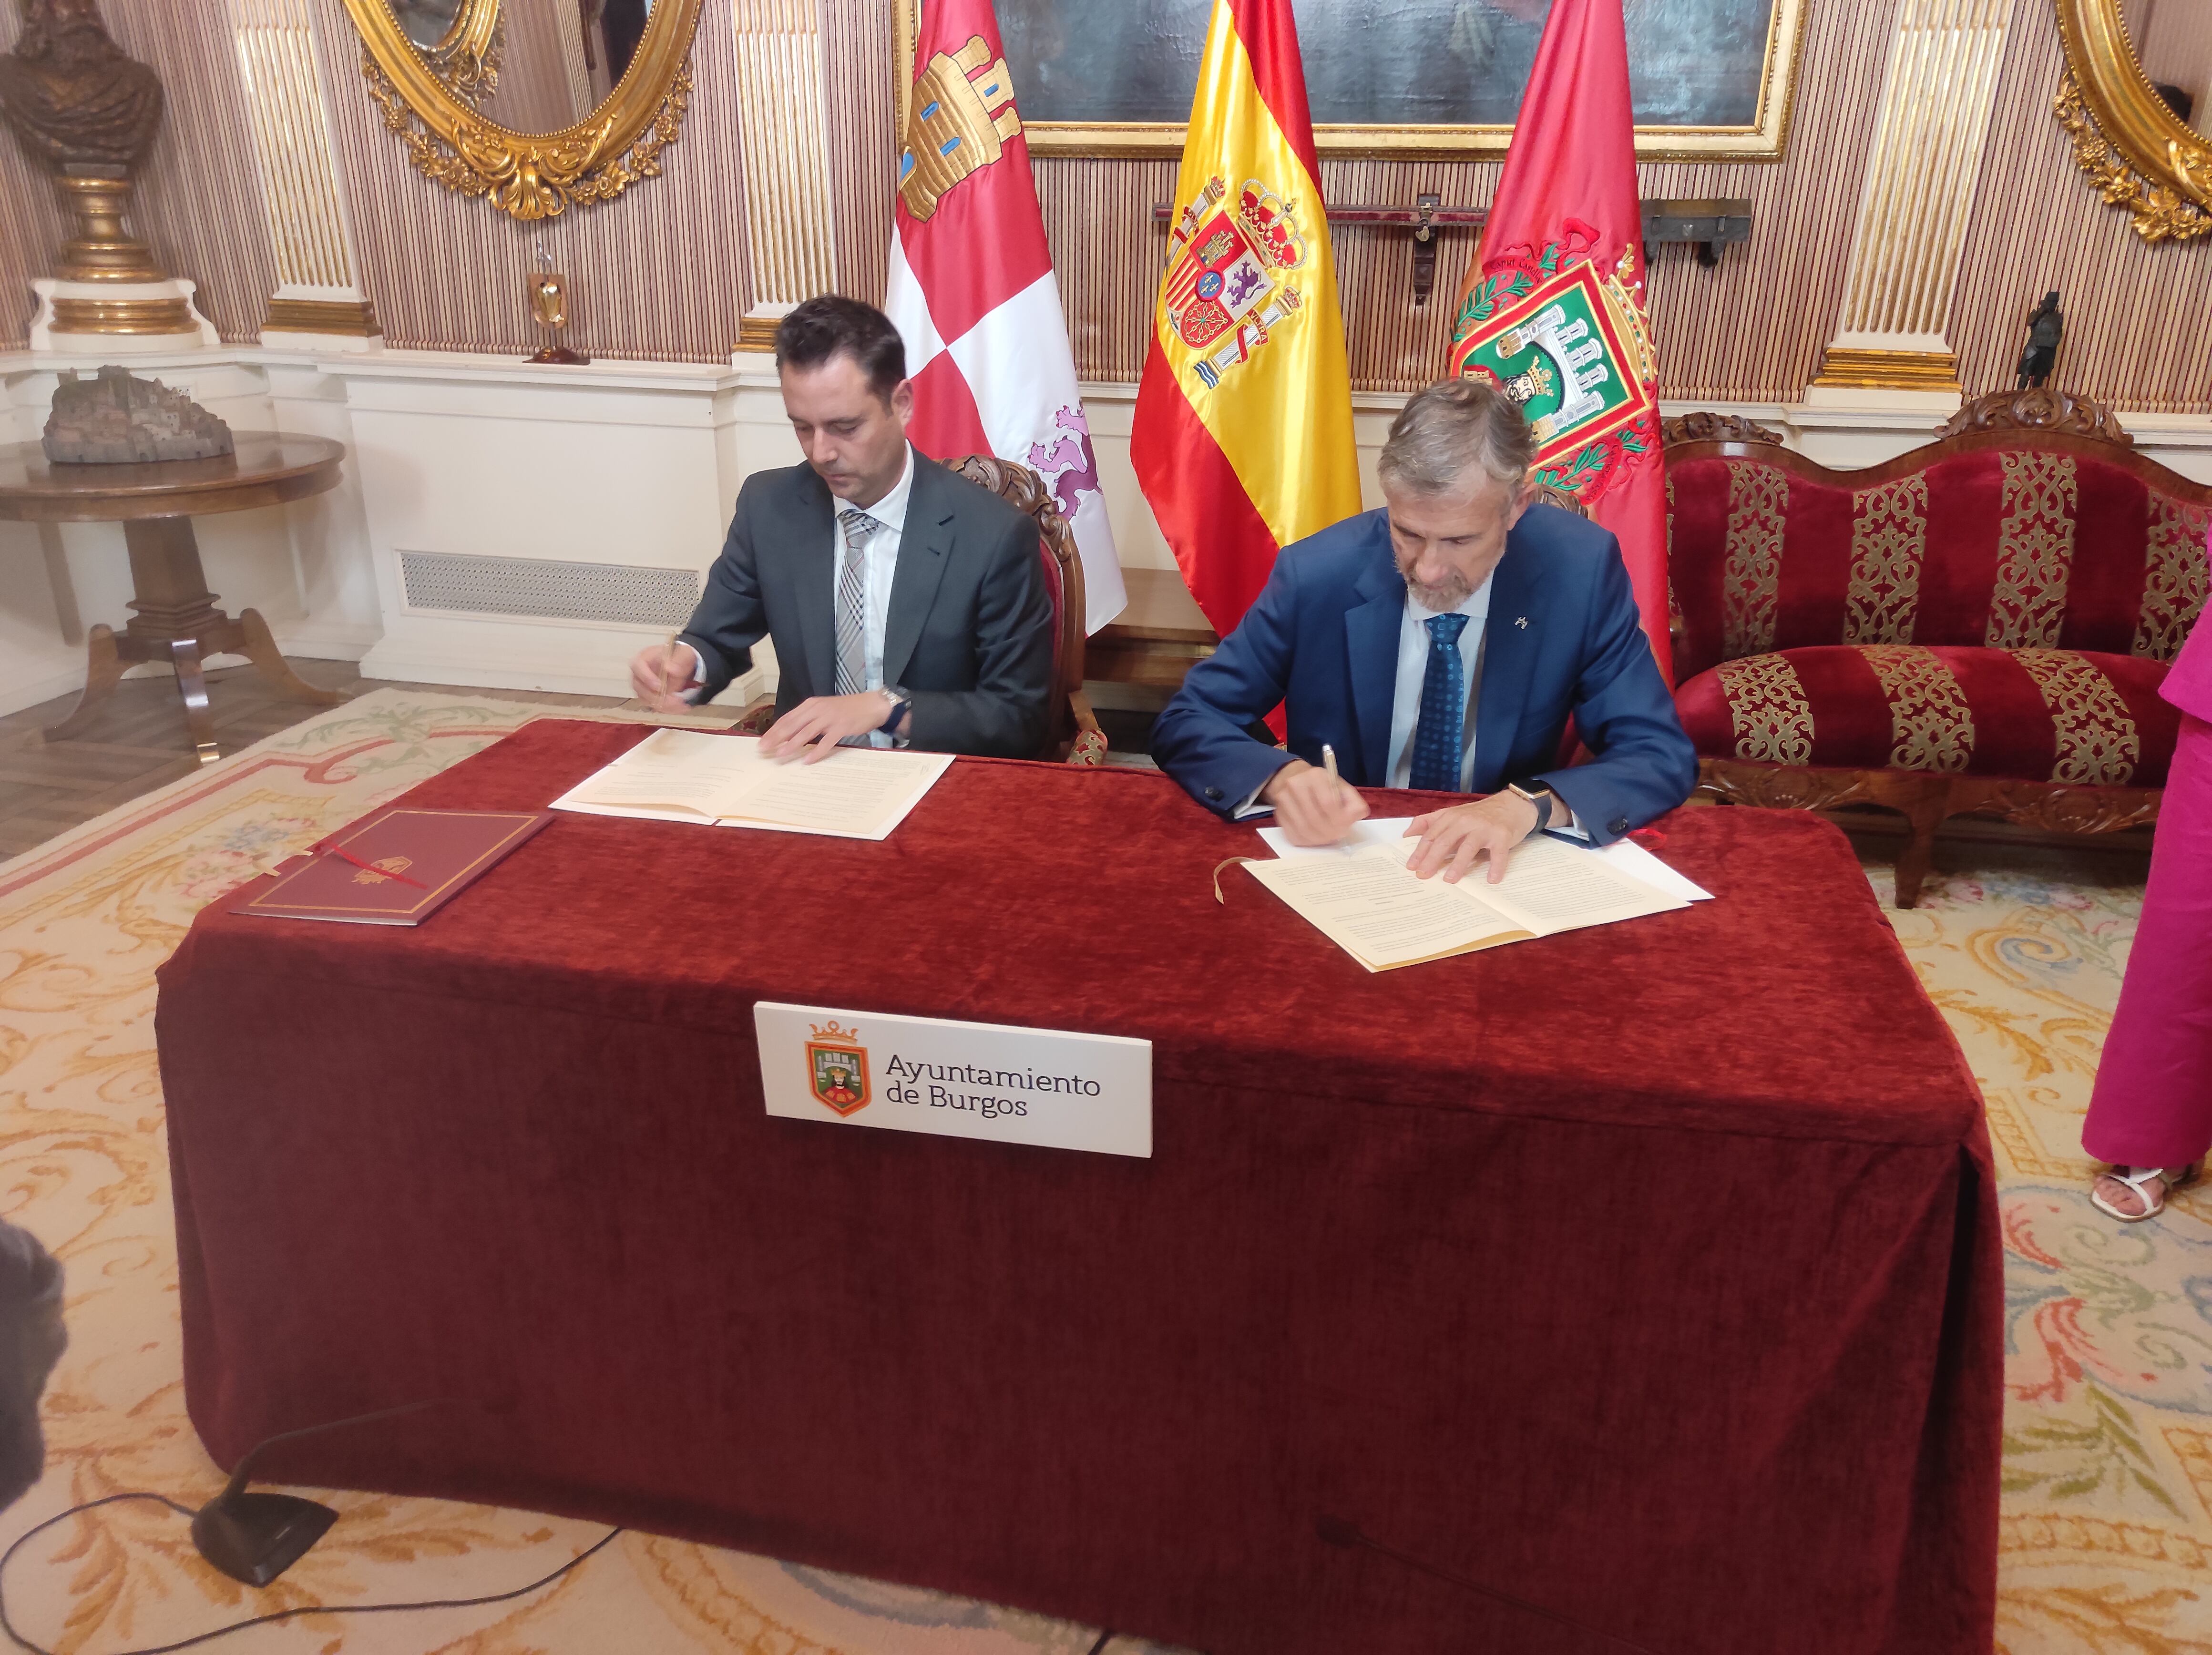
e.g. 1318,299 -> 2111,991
399,552 -> 701,629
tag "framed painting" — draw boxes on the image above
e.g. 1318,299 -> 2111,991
895,0 -> 1808,159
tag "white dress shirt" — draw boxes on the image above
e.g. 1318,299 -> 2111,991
1387,576 -> 1492,791
682,447 -> 916,746
1240,567 -> 1585,834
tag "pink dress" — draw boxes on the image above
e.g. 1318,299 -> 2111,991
2081,607 -> 2212,1169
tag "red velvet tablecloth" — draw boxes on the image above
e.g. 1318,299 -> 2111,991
156,719 -> 1999,1655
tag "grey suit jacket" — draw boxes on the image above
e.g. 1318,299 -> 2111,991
678,450 -> 1055,758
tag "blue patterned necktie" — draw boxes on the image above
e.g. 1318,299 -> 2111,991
1410,612 -> 1472,792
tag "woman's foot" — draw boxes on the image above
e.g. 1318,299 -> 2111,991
2090,1165 -> 2194,1223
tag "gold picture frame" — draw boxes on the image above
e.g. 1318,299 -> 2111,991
339,0 -> 706,221
413,0 -> 502,102
894,0 -> 1808,161
2054,0 -> 2212,243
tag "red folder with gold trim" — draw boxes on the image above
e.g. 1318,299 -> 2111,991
237,807 -> 553,926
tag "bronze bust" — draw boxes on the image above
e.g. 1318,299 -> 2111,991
0,0 -> 162,175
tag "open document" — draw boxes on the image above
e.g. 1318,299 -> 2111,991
1242,827 -> 1694,972
551,727 -> 953,841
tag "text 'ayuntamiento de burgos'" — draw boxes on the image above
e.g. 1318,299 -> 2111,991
881,1054 -> 1104,1119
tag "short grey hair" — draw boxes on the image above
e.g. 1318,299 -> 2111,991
1376,378 -> 1536,497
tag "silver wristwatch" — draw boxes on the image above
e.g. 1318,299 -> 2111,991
877,684 -> 913,734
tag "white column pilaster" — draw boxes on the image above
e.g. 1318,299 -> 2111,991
1808,0 -> 2017,407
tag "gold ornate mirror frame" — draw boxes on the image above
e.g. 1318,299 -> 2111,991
2055,0 -> 2212,243
340,0 -> 706,221
414,0 -> 503,102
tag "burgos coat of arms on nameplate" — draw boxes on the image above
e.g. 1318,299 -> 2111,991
805,1021 -> 870,1116
1162,175 -> 1308,389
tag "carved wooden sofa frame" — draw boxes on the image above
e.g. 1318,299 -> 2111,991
737,454 -> 1105,764
1662,391 -> 2206,906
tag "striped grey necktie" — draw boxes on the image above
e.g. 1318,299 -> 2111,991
834,507 -> 872,698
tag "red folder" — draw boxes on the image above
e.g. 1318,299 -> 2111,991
236,807 -> 553,926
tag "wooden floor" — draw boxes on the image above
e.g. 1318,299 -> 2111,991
0,659 -> 625,862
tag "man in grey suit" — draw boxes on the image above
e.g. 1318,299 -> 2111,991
630,296 -> 1055,760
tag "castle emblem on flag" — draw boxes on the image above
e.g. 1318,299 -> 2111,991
1450,236 -> 1659,503
899,35 -> 1022,223
1162,176 -> 1309,390
805,1021 -> 871,1116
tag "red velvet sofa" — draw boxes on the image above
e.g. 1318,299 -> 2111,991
1663,391 -> 2210,905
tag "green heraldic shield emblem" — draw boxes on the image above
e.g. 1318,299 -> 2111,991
1448,233 -> 1660,504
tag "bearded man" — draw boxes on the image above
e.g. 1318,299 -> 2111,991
1151,377 -> 1695,883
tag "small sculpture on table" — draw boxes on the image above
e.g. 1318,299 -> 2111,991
2016,292 -> 2064,389
0,0 -> 217,349
525,243 -> 589,365
43,366 -> 234,465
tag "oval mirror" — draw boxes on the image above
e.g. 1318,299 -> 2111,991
2056,0 -> 2212,242
341,0 -> 704,221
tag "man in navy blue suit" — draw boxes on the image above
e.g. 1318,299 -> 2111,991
1152,378 -> 1695,883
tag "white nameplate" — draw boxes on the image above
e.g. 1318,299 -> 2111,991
754,1002 -> 1152,1159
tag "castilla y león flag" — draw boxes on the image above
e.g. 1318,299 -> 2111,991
1446,0 -> 1671,683
886,0 -> 1126,632
1130,0 -> 1360,640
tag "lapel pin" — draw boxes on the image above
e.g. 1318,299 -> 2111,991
1515,616 -> 1529,628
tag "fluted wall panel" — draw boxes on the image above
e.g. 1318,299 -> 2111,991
233,0 -> 357,293
821,0 -> 896,308
307,0 -> 752,360
733,0 -> 839,304
1952,0 -> 2212,411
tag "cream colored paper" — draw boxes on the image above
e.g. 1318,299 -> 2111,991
1243,830 -> 1689,972
551,728 -> 953,841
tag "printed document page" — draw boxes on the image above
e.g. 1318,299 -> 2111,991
551,728 -> 953,841
1244,827 -> 1691,971
1242,849 -> 1531,971
1258,816 -> 1713,902
1369,833 -> 1688,937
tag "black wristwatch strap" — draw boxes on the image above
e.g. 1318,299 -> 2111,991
1507,781 -> 1554,833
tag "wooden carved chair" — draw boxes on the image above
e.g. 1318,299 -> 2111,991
735,457 -> 1106,764
1663,389 -> 2208,906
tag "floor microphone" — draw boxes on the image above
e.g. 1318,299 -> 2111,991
1315,1514 -> 1659,1655
193,1400 -> 445,1586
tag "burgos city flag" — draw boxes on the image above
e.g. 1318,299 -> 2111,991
1130,0 -> 1360,639
1444,0 -> 1671,682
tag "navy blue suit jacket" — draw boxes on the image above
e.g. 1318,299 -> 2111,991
1150,504 -> 1696,844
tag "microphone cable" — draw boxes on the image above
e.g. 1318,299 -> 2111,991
0,1494 -> 620,1655
0,1404 -> 626,1655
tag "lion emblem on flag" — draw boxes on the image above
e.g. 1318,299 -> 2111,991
1163,176 -> 1308,388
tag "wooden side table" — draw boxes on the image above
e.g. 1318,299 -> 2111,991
0,433 -> 348,765
1088,565 -> 1218,689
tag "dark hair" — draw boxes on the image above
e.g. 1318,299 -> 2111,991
774,296 -> 907,401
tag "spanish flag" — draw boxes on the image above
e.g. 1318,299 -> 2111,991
1129,0 -> 1360,641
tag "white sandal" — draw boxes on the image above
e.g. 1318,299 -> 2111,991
2090,1165 -> 2193,1223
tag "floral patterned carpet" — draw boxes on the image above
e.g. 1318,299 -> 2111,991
0,688 -> 2203,1654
